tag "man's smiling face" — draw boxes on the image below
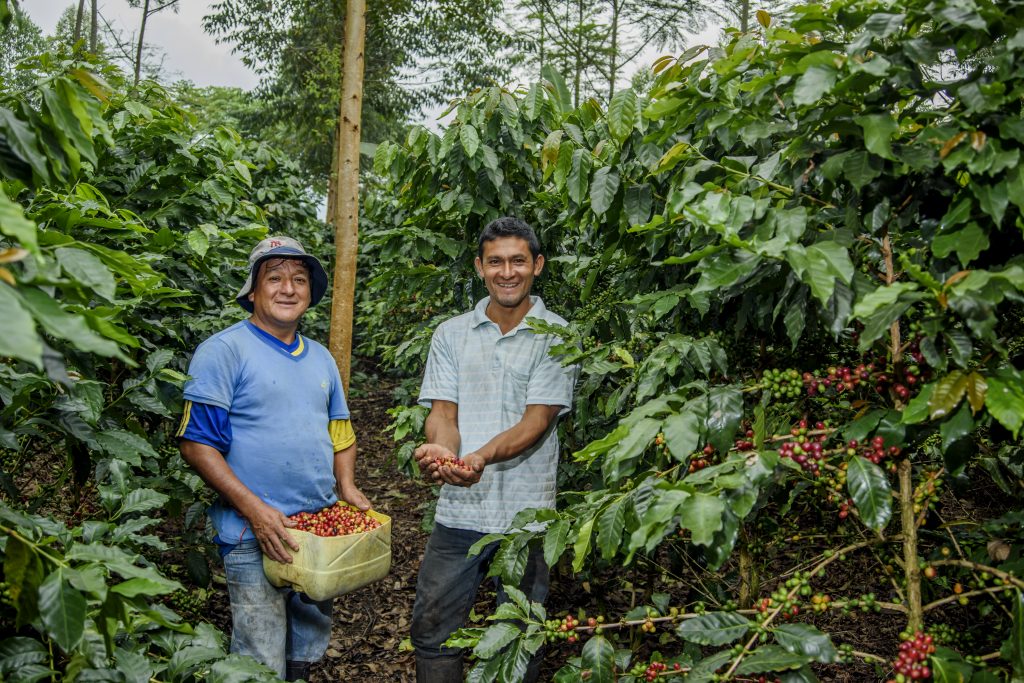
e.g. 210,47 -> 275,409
474,236 -> 545,312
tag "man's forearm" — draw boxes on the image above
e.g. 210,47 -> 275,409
425,408 -> 461,455
333,442 -> 358,489
474,404 -> 562,465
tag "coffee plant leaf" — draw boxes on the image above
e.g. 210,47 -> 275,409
679,492 -> 725,547
581,634 -> 615,683
662,407 -> 701,462
985,369 -> 1024,437
772,623 -> 838,663
735,645 -> 813,675
112,646 -> 154,683
929,370 -> 968,420
686,650 -> 735,683
0,191 -> 39,255
572,516 -> 596,573
705,385 -> 743,455
931,646 -> 980,683
901,383 -> 935,425
167,646 -> 226,679
109,576 -> 181,598
596,497 -> 627,560
567,148 -> 592,206
4,534 -> 43,627
16,287 -> 125,360
676,611 -> 752,646
607,89 -> 637,145
779,665 -> 819,683
0,282 -> 42,366
846,455 -> 892,531
0,638 -> 47,673
473,622 -> 521,660
543,519 -> 570,568
940,402 -> 975,455
38,569 -> 86,653
590,166 -> 619,218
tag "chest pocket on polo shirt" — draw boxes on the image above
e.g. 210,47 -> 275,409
503,368 -> 531,422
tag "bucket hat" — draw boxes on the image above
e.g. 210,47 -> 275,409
236,236 -> 329,313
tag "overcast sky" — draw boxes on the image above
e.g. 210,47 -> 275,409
22,0 -> 261,89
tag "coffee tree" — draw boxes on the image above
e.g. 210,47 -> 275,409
0,37 -> 326,679
363,0 -> 1024,679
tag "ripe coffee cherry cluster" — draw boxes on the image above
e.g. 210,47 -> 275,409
887,631 -> 934,682
544,614 -> 580,644
778,419 -> 829,474
289,502 -> 381,537
762,367 -> 804,400
688,444 -> 715,473
435,456 -> 472,471
846,435 -> 902,465
803,363 -> 874,396
734,428 -> 755,451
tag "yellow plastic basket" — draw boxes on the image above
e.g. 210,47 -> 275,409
262,508 -> 392,601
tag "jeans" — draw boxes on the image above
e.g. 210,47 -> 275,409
411,523 -> 549,660
222,540 -> 333,677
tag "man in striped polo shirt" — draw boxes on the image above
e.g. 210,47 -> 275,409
411,217 -> 577,682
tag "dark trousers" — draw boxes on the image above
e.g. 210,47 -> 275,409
411,523 -> 549,680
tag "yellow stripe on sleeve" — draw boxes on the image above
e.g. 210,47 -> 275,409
176,400 -> 193,438
329,419 -> 356,451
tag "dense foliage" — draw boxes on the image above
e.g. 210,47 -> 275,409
361,0 -> 1024,679
0,42 -> 327,678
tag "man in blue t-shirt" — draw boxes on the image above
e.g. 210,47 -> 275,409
177,236 -> 371,681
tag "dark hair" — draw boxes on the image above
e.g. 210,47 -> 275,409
477,217 -> 541,259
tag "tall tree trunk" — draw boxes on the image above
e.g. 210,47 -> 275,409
328,0 -> 366,394
73,0 -> 86,43
89,0 -> 98,52
739,0 -> 750,32
608,0 -> 619,100
573,0 -> 582,107
538,0 -> 546,79
134,0 -> 150,86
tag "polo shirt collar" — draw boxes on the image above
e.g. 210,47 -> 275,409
471,296 -> 547,333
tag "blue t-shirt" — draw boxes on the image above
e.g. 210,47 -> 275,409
183,321 -> 350,543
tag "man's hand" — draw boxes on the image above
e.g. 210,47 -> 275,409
433,451 -> 485,487
244,499 -> 300,564
414,443 -> 457,479
339,483 -> 372,511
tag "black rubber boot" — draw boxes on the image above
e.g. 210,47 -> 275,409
415,654 -> 463,683
285,660 -> 312,682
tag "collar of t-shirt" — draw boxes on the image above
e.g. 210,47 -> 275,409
244,320 -> 301,353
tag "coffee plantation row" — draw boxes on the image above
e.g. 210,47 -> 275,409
3,0 -> 1024,680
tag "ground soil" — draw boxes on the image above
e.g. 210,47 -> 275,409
189,381 -> 996,683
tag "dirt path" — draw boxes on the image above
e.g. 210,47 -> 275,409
316,383 -> 430,682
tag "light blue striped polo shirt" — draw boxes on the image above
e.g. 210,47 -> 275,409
418,296 -> 577,533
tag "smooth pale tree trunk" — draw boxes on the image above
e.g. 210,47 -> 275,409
740,0 -> 750,32
134,0 -> 150,85
328,0 -> 366,394
608,0 -> 619,100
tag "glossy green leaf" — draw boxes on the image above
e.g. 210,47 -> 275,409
846,455 -> 892,530
986,369 -> 1024,437
460,124 -> 480,158
473,622 -> 520,659
929,370 -> 968,419
607,88 -> 637,144
590,166 -> 620,217
679,492 -> 725,546
4,534 -> 43,627
677,611 -> 752,645
662,407 -> 701,462
543,519 -> 570,568
567,149 -> 592,205
0,190 -> 39,254
0,282 -> 42,367
17,287 -> 124,358
572,517 -> 595,573
523,83 -> 543,122
596,498 -> 626,560
581,635 -> 615,683
38,570 -> 86,652
706,385 -> 743,454
793,65 -> 838,106
773,624 -> 837,663
735,645 -> 812,674
856,113 -> 899,160
56,247 -> 116,301
0,107 -> 50,182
